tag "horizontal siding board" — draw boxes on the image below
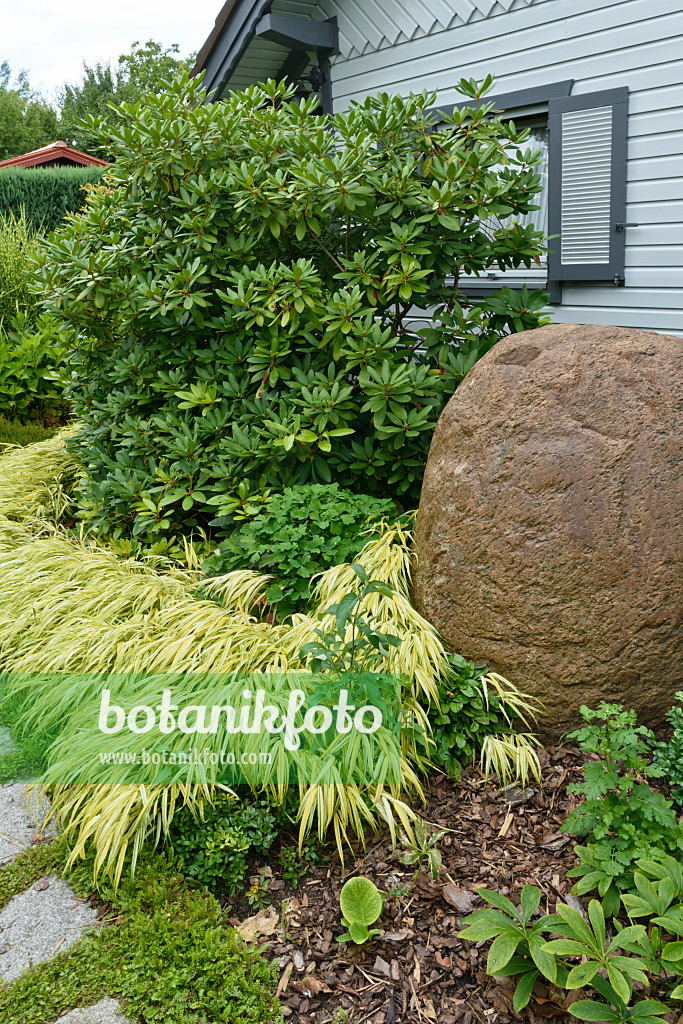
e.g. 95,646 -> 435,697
629,109 -> 683,136
627,200 -> 683,223
630,85 -> 683,114
624,245 -> 683,267
628,155 -> 683,180
333,30 -> 683,103
623,268 -> 683,288
561,286 -> 683,309
628,131 -> 683,159
569,58 -> 683,98
551,303 -> 683,333
621,225 -> 683,245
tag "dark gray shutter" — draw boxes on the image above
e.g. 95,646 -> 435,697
547,88 -> 629,292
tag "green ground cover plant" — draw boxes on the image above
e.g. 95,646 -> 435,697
0,836 -> 66,911
0,696 -> 48,781
652,692 -> 683,804
0,210 -> 72,430
203,483 -> 397,619
0,313 -> 71,421
0,842 -> 280,1024
169,793 -> 279,896
427,653 -> 541,780
34,72 -> 549,549
0,418 -> 58,447
562,704 -> 683,914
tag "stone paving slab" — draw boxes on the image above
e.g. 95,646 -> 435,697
0,783 -> 53,866
0,769 -> 131,1019
0,874 -> 98,982
57,998 -> 131,1022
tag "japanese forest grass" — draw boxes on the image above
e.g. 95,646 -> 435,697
0,433 -> 538,887
0,437 -> 438,881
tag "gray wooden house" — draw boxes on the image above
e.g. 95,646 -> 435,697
193,0 -> 683,335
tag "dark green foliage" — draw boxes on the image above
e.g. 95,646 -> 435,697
0,166 -> 104,234
426,653 -> 517,778
168,794 -> 279,896
459,883 -> 677,1021
0,679 -> 54,782
35,72 -> 549,548
278,842 -> 329,890
203,484 -> 397,619
0,314 -> 71,420
652,693 -> 683,805
563,704 -> 683,909
0,848 -> 280,1024
0,62 -> 58,161
0,210 -> 72,425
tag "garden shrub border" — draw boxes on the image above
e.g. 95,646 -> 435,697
0,431 -> 539,892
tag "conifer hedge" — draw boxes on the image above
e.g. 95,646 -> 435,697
0,166 -> 104,233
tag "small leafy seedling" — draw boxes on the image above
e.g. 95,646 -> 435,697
338,876 -> 384,944
398,818 -> 446,891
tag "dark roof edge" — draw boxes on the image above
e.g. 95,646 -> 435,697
0,143 -> 109,169
191,0 -> 240,77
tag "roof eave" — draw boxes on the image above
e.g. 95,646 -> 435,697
191,0 -> 273,97
0,145 -> 108,169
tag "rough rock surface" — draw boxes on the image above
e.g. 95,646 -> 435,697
412,323 -> 683,738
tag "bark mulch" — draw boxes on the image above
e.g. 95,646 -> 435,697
229,744 -> 595,1024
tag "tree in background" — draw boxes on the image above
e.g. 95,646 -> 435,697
59,40 -> 195,155
0,62 -> 58,161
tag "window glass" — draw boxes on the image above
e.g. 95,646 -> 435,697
457,114 -> 550,283
502,118 -> 549,241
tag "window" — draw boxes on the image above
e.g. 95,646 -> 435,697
437,82 -> 630,303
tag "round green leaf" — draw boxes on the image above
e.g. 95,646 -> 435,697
339,876 -> 383,927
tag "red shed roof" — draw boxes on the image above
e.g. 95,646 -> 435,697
0,141 -> 108,169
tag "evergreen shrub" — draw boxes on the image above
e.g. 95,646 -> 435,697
35,72 -> 550,548
0,165 -> 104,234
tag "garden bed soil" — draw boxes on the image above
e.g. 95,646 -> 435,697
228,744 -> 599,1024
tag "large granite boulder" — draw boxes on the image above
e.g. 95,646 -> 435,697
412,323 -> 683,739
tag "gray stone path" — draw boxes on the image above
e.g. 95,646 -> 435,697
57,998 -> 129,1022
0,780 -> 132,1019
0,874 -> 98,982
0,783 -> 53,865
